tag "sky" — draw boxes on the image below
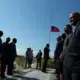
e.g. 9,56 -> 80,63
0,0 -> 80,57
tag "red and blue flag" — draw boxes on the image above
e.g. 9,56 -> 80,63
51,26 -> 60,32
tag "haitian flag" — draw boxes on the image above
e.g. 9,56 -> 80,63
51,26 -> 60,32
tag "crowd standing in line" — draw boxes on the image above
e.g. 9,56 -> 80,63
54,12 -> 80,80
0,12 -> 80,80
0,34 -> 17,79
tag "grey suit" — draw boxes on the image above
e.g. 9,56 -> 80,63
63,22 -> 80,80
60,33 -> 73,61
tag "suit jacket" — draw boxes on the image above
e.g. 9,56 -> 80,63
54,40 -> 63,61
1,42 -> 11,61
9,42 -> 17,59
36,52 -> 42,60
26,50 -> 33,59
60,33 -> 73,60
63,21 -> 80,73
0,38 -> 2,55
44,47 -> 50,60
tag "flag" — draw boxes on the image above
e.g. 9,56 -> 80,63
51,26 -> 60,32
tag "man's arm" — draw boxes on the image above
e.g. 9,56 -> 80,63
54,42 -> 60,60
14,45 -> 17,58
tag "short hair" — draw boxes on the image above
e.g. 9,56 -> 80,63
13,38 -> 17,43
57,36 -> 61,40
64,24 -> 72,31
46,44 -> 49,47
61,33 -> 66,39
0,30 -> 3,37
6,37 -> 10,41
71,12 -> 80,16
71,12 -> 80,19
6,37 -> 10,40
65,24 -> 72,29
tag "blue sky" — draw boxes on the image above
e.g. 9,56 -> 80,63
0,0 -> 80,57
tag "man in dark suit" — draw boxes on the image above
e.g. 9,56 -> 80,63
54,36 -> 63,80
1,37 -> 10,78
0,31 -> 3,78
36,50 -> 42,69
63,12 -> 80,80
59,25 -> 73,80
60,24 -> 73,60
7,38 -> 17,75
25,48 -> 29,68
42,44 -> 50,72
0,30 -> 3,55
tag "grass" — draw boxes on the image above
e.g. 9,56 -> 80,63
14,55 -> 55,70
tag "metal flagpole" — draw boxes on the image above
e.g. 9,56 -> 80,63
49,11 -> 52,45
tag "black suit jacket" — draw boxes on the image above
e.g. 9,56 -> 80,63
54,40 -> 63,61
44,47 -> 50,60
0,38 -> 2,55
9,43 -> 17,59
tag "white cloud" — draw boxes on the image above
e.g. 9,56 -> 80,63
17,48 -> 25,56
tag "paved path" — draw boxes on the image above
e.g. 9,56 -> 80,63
23,69 -> 56,80
0,68 -> 56,80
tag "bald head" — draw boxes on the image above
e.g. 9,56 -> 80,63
69,12 -> 80,26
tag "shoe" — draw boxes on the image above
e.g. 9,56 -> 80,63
42,70 -> 47,73
54,77 -> 58,80
39,67 -> 41,70
1,75 -> 7,79
7,73 -> 13,75
7,75 -> 13,78
36,67 -> 38,69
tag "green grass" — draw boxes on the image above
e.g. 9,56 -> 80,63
41,58 -> 55,68
14,55 -> 55,70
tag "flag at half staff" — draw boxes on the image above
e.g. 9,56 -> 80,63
51,26 -> 60,32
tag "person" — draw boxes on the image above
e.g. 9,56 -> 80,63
60,24 -> 73,60
0,30 -> 3,55
42,44 -> 50,72
54,36 -> 64,80
63,12 -> 80,80
25,48 -> 29,68
0,30 -> 3,78
60,24 -> 73,80
7,38 -> 17,75
1,37 -> 11,78
31,49 -> 33,66
36,50 -> 42,69
26,48 -> 33,68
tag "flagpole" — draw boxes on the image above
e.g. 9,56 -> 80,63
49,11 -> 52,45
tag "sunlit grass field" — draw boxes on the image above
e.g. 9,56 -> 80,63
14,55 -> 55,70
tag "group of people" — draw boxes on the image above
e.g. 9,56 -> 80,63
0,12 -> 80,80
36,44 -> 50,72
54,12 -> 80,80
25,44 -> 50,73
0,31 -> 17,79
